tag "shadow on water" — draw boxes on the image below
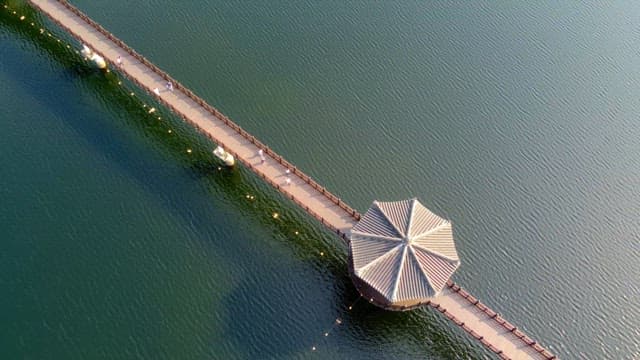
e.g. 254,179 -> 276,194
220,273 -> 480,359
1,4 -> 487,359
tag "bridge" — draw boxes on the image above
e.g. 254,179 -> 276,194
24,1 -> 557,359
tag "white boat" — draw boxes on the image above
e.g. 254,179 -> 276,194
213,146 -> 235,166
90,53 -> 107,69
80,44 -> 92,58
80,44 -> 107,69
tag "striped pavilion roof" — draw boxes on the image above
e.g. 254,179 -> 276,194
350,199 -> 460,305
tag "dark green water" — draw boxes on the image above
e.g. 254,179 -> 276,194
2,1 -> 639,359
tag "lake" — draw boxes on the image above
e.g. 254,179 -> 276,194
1,1 -> 639,358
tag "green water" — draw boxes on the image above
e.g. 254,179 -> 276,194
2,1 -> 639,359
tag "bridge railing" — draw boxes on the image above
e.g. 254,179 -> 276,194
46,0 -> 361,226
434,281 -> 557,360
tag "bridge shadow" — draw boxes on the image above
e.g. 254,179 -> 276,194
1,7 -> 487,359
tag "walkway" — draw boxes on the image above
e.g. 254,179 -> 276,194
430,282 -> 556,359
28,0 -> 359,241
27,1 -> 557,359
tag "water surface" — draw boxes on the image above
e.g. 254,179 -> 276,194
2,1 -> 639,358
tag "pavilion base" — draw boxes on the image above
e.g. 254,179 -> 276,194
348,254 -> 437,311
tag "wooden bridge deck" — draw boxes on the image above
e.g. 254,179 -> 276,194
27,0 -> 359,240
430,282 -> 556,359
27,1 -> 557,359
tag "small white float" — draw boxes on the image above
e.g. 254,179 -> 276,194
213,146 -> 235,166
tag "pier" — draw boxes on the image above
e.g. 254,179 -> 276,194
26,1 -> 556,358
